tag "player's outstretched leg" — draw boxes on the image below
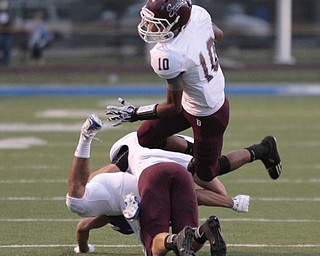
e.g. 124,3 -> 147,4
246,135 -> 282,179
68,114 -> 103,198
173,226 -> 195,256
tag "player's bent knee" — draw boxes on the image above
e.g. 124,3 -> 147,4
218,155 -> 231,176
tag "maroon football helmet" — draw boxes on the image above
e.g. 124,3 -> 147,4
138,0 -> 192,43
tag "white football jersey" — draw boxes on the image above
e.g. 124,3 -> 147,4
150,5 -> 225,116
66,172 -> 139,218
110,132 -> 193,180
66,172 -> 144,251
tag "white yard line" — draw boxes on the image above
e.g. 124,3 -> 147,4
1,218 -> 320,223
225,178 -> 320,183
0,137 -> 46,149
1,218 -> 80,222
0,197 -> 66,200
35,109 -> 105,118
1,178 -> 320,184
0,122 -> 113,132
252,197 -> 320,202
0,243 -> 319,249
0,123 -> 82,132
0,179 -> 67,184
1,196 -> 319,202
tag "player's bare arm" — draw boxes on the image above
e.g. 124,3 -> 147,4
76,215 -> 110,253
156,82 -> 183,118
105,75 -> 183,126
212,22 -> 223,41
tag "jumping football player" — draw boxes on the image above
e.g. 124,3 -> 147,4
106,0 -> 282,187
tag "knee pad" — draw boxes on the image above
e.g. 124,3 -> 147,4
218,155 -> 231,176
185,140 -> 194,156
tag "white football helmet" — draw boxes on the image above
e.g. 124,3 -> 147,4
137,0 -> 192,43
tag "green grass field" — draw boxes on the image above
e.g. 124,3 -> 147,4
0,94 -> 319,256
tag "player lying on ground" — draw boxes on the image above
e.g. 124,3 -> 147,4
66,114 -> 228,255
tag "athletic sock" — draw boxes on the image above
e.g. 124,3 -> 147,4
246,142 -> 269,162
193,226 -> 207,244
164,234 -> 176,251
74,134 -> 92,158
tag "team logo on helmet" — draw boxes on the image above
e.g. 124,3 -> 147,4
167,0 -> 188,18
138,0 -> 192,43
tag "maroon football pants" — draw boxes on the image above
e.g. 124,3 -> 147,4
137,98 -> 230,181
138,162 -> 198,255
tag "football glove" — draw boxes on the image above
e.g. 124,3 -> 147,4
106,98 -> 137,127
232,195 -> 250,213
106,98 -> 158,126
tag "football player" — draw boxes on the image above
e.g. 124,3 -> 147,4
66,114 -> 144,252
67,114 -> 242,255
106,0 -> 282,186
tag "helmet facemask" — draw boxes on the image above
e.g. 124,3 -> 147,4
138,6 -> 180,43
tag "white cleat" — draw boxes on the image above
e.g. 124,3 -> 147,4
123,193 -> 140,221
81,114 -> 103,139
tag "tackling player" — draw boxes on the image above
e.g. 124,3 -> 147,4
106,0 -> 282,186
66,114 -> 233,255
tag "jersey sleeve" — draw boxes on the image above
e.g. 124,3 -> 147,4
150,47 -> 184,80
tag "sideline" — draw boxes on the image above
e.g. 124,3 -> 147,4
1,83 -> 320,96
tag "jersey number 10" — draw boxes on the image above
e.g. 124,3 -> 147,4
158,58 -> 170,71
199,37 -> 219,82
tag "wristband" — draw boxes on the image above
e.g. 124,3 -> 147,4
132,104 -> 158,121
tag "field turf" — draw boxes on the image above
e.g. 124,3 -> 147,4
0,94 -> 319,255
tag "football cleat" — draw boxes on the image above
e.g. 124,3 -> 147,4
202,216 -> 226,256
123,193 -> 140,220
74,244 -> 95,253
81,114 -> 103,139
173,226 -> 195,256
261,136 -> 282,179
